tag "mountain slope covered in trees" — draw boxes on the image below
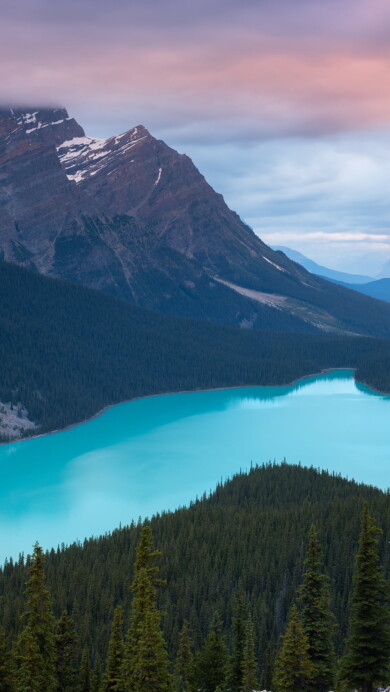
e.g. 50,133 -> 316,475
1,464 -> 390,689
2,260 -> 390,440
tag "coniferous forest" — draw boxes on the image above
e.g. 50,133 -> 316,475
2,260 -> 390,441
1,464 -> 390,690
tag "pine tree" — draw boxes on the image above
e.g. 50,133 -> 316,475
130,580 -> 170,692
123,526 -> 170,692
103,606 -> 125,691
242,614 -> 257,692
195,611 -> 227,692
79,648 -> 91,692
16,627 -> 43,692
16,542 -> 56,691
298,526 -> 335,691
91,653 -> 102,692
338,503 -> 390,692
0,627 -> 13,692
273,605 -> 314,692
227,590 -> 247,692
174,621 -> 194,692
55,610 -> 78,692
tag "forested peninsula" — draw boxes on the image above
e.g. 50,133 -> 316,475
1,464 -> 390,691
1,260 -> 390,442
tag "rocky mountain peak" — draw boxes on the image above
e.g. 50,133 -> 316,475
0,106 -> 85,146
2,106 -> 390,337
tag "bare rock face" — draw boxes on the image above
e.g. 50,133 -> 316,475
1,106 -> 390,336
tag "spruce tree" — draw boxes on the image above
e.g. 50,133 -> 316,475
130,578 -> 170,692
174,621 -> 194,692
91,653 -> 102,692
227,590 -> 247,692
195,611 -> 227,692
55,610 -> 78,692
103,606 -> 125,692
79,648 -> 91,692
16,542 -> 56,691
123,526 -> 170,692
338,503 -> 390,692
273,605 -> 314,692
298,526 -> 335,691
242,614 -> 257,692
0,627 -> 13,692
16,627 -> 43,692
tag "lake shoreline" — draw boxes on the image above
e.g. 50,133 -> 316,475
0,366 -> 368,447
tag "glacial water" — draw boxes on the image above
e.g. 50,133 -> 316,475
0,369 -> 389,562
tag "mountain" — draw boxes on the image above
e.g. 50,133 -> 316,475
334,277 -> 390,303
376,258 -> 390,279
2,107 -> 390,336
273,245 -> 373,284
3,260 -> 390,440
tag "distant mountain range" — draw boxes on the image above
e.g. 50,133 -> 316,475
272,246 -> 373,284
2,106 -> 390,336
377,258 -> 390,280
336,278 -> 390,303
275,246 -> 390,303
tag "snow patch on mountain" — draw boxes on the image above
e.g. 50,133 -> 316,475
57,127 -> 148,183
16,111 -> 72,133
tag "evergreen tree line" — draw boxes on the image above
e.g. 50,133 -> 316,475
1,507 -> 389,691
2,465 -> 390,689
2,259 -> 390,441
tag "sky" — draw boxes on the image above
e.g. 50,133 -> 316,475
2,0 -> 390,274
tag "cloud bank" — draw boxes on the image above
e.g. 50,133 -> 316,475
2,0 -> 390,272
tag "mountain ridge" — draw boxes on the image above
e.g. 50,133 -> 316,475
2,106 -> 390,336
273,245 -> 373,284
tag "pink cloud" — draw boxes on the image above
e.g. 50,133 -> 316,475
2,0 -> 390,140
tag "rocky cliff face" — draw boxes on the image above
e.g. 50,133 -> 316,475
1,106 -> 390,336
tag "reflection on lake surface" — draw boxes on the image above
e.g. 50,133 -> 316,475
0,369 -> 389,561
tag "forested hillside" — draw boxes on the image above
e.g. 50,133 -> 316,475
1,260 -> 390,441
1,464 -> 390,689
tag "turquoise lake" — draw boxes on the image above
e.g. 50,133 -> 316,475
1,369 -> 389,562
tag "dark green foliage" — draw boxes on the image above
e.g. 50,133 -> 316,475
123,527 -> 170,692
3,465 -> 390,689
195,612 -> 227,692
16,542 -> 56,691
227,590 -> 247,692
1,260 -> 390,441
16,627 -> 43,692
103,606 -> 124,692
128,588 -> 170,692
356,353 -> 390,393
338,503 -> 390,692
242,614 -> 257,692
298,526 -> 335,691
174,622 -> 194,692
273,604 -> 314,692
91,654 -> 102,692
0,628 -> 13,692
55,611 -> 78,692
79,648 -> 91,692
